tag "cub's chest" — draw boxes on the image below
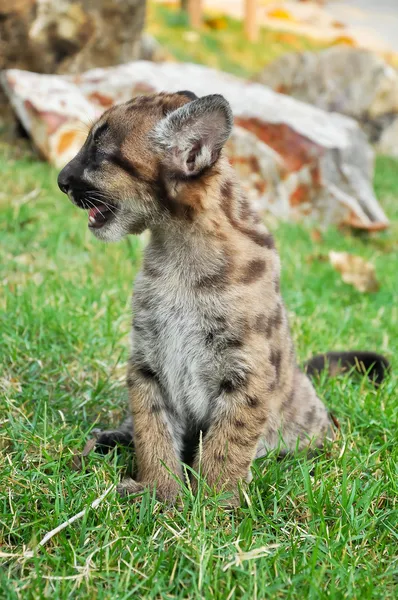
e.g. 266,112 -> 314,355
132,275 -> 226,420
131,274 -> 216,370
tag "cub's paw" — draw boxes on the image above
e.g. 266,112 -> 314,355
117,477 -> 145,498
117,477 -> 179,504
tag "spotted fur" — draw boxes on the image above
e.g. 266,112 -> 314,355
58,91 -> 337,505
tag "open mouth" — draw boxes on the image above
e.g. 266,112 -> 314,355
87,202 -> 118,229
64,188 -> 119,230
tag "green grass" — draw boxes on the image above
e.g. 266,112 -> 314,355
0,143 -> 397,599
147,3 -> 327,79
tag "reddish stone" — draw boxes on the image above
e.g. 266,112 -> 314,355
1,61 -> 389,230
131,82 -> 156,96
87,92 -> 113,108
235,118 -> 323,172
311,165 -> 322,188
290,184 -> 310,206
24,100 -> 68,134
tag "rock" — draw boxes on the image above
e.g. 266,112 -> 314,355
225,126 -> 287,218
29,0 -> 146,75
0,0 -> 146,120
0,0 -> 38,118
376,116 -> 398,157
255,47 -> 398,147
1,61 -> 389,230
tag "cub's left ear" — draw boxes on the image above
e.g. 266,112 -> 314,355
153,94 -> 233,178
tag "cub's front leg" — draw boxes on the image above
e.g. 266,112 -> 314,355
117,362 -> 183,503
192,389 -> 268,506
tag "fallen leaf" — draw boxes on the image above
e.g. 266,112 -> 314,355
70,437 -> 97,471
267,8 -> 296,22
223,543 -> 280,571
82,437 -> 98,457
329,251 -> 379,292
204,16 -> 227,31
71,454 -> 82,472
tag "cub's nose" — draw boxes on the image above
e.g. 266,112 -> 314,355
57,169 -> 70,194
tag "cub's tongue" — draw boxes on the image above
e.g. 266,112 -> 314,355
88,203 -> 108,227
89,205 -> 105,220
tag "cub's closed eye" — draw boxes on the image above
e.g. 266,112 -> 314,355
92,122 -> 109,144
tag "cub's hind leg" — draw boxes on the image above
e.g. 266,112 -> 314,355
255,369 -> 334,459
279,370 -> 334,453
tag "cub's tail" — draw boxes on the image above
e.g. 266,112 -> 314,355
304,351 -> 390,385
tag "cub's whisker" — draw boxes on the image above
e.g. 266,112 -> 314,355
85,198 -> 106,219
86,196 -> 118,217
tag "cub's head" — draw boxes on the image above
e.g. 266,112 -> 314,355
57,91 -> 233,241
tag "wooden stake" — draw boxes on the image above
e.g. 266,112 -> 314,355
188,0 -> 202,29
244,0 -> 258,42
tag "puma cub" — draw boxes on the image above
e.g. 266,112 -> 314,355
58,91 -> 387,505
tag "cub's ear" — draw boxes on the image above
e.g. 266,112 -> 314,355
175,90 -> 198,101
153,94 -> 233,178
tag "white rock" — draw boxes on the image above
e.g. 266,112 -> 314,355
1,61 -> 389,230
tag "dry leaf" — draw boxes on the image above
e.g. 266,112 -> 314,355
70,437 -> 97,471
223,543 -> 280,571
204,16 -> 228,31
329,251 -> 379,292
267,8 -> 296,22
